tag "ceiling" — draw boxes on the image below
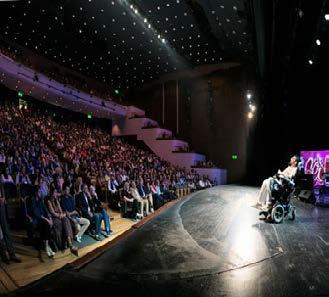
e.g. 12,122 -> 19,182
0,0 -> 254,92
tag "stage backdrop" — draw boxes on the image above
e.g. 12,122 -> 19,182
301,150 -> 329,186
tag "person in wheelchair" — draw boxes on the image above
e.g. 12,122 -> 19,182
256,155 -> 299,222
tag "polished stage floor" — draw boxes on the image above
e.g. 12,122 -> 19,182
11,186 -> 329,297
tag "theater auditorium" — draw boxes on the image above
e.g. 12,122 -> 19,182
0,0 -> 328,296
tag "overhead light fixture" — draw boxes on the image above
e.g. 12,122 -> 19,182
325,14 -> 329,21
308,59 -> 313,65
316,39 -> 321,45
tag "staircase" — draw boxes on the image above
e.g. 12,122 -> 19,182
117,116 -> 205,169
115,114 -> 227,184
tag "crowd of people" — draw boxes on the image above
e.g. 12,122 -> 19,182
0,101 -> 214,264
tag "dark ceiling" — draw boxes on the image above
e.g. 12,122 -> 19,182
0,0 -> 254,92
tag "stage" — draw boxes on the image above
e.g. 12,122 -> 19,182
12,186 -> 329,297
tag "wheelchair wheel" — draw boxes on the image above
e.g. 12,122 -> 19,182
271,204 -> 284,224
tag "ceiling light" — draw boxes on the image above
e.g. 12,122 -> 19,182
308,59 -> 313,65
325,14 -> 329,20
316,39 -> 321,45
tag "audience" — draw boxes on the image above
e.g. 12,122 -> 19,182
0,101 -> 214,263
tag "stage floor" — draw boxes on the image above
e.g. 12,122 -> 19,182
11,186 -> 329,297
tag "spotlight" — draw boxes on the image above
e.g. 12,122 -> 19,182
250,105 -> 256,112
325,14 -> 329,21
246,93 -> 252,99
308,59 -> 313,65
161,38 -> 166,43
316,39 -> 321,45
248,112 -> 254,119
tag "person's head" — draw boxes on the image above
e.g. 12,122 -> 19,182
90,185 -> 96,195
123,181 -> 129,190
290,155 -> 300,167
82,184 -> 89,194
50,186 -> 60,199
64,185 -> 71,195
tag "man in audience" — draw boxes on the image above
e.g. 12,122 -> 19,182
107,174 -> 120,209
76,184 -> 111,240
60,185 -> 90,243
137,178 -> 154,213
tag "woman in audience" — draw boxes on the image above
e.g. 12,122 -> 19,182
31,189 -> 56,257
45,187 -> 78,256
130,181 -> 149,218
121,181 -> 139,219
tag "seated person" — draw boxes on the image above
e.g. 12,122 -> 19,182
76,184 -> 111,241
107,175 -> 120,209
130,181 -> 149,218
121,181 -> 139,219
137,178 -> 154,213
45,187 -> 78,255
149,180 -> 164,209
31,189 -> 55,257
0,190 -> 22,264
256,155 -> 299,209
60,185 -> 90,243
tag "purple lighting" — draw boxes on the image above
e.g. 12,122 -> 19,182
301,150 -> 329,187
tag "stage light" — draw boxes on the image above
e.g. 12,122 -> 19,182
316,39 -> 321,45
87,112 -> 92,119
250,105 -> 256,112
232,154 -> 238,160
308,59 -> 313,65
248,112 -> 254,119
246,93 -> 252,99
115,89 -> 119,94
325,14 -> 329,21
17,91 -> 24,98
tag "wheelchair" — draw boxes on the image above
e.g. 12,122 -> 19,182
259,173 -> 296,223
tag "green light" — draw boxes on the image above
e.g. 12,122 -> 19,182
17,91 -> 24,98
87,112 -> 92,119
232,154 -> 238,160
